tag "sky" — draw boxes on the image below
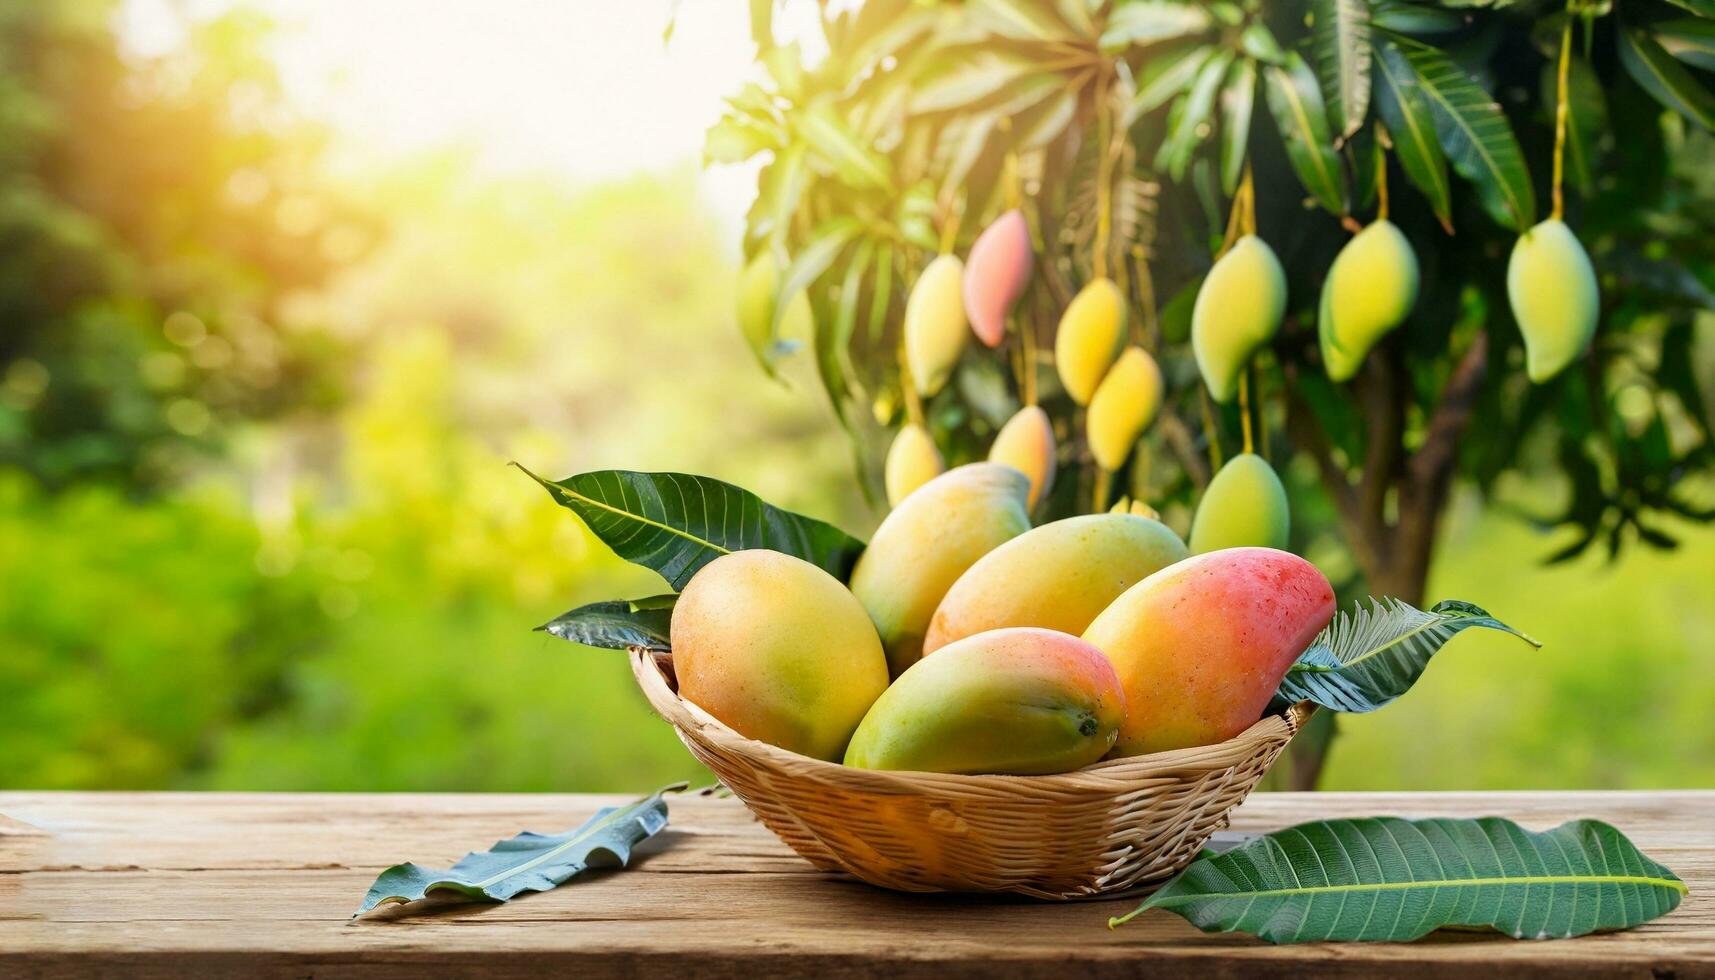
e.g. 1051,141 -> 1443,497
116,0 -> 815,233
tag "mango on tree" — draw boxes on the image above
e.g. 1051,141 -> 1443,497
1054,277 -> 1127,405
844,627 -> 1124,775
1508,218 -> 1599,383
1189,452 -> 1290,554
1319,220 -> 1420,383
963,209 -> 1033,348
884,423 -> 942,507
736,251 -> 812,375
1192,235 -> 1286,402
1086,346 -> 1164,472
904,253 -> 968,397
987,405 -> 1056,510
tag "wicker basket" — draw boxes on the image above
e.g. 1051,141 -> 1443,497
630,647 -> 1311,900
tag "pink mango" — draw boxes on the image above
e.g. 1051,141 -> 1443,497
1081,547 -> 1334,756
963,209 -> 1034,347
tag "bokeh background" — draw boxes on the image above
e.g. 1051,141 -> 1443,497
3,0 -> 1711,794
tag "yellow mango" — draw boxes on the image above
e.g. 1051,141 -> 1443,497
1508,218 -> 1599,382
1086,346 -> 1163,472
736,252 -> 811,373
963,209 -> 1034,347
1192,235 -> 1286,402
987,405 -> 1056,509
1054,277 -> 1127,405
924,512 -> 1188,653
1319,220 -> 1419,383
671,550 -> 890,761
904,254 -> 969,397
884,424 -> 943,507
844,627 -> 1124,775
1189,452 -> 1289,553
848,463 -> 1032,676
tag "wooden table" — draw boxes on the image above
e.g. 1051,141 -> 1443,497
2,790 -> 1710,978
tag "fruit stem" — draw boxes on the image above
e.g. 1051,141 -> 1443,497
1374,123 -> 1390,222
899,339 -> 925,428
1020,312 -> 1038,406
937,199 -> 961,255
1239,165 -> 1257,237
1094,74 -> 1115,280
1092,465 -> 1112,513
1254,363 -> 1270,462
1238,370 -> 1255,455
1551,13 -> 1573,222
1131,245 -> 1158,349
1200,387 -> 1224,472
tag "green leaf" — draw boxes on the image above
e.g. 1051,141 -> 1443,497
1274,598 -> 1540,713
1311,0 -> 1373,141
519,466 -> 866,590
1099,0 -> 1212,52
774,217 -> 861,335
704,114 -> 781,164
1113,816 -> 1687,942
1128,43 -> 1214,122
1663,0 -> 1715,17
1374,41 -> 1452,230
1371,3 -> 1467,34
1263,53 -> 1346,213
1159,50 -> 1234,180
356,786 -> 684,917
1398,38 -> 1536,231
971,0 -> 1076,42
537,595 -> 675,652
1620,27 -> 1715,129
755,141 -> 809,248
798,101 -> 895,190
1219,58 -> 1257,194
1654,19 -> 1715,71
909,52 -> 1041,114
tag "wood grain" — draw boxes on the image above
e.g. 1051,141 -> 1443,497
1,791 -> 1710,978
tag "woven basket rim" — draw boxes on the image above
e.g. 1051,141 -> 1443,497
629,646 -> 1314,790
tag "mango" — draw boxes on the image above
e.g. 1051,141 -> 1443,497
1082,547 -> 1334,755
963,209 -> 1034,347
1192,235 -> 1287,402
1086,346 -> 1164,472
844,627 -> 1124,775
1507,218 -> 1599,382
671,550 -> 890,761
987,405 -> 1056,509
884,423 -> 943,507
924,513 -> 1188,653
848,463 -> 1032,676
1319,220 -> 1419,383
1189,452 -> 1289,553
736,251 -> 812,374
1054,277 -> 1127,405
904,254 -> 969,396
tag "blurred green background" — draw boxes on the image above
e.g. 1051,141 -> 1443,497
2,1 -> 1711,793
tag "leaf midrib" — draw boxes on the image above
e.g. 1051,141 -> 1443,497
1408,47 -> 1526,227
1149,872 -> 1689,909
1374,46 -> 1450,206
1290,614 -> 1447,673
1269,64 -> 1339,198
555,482 -> 732,557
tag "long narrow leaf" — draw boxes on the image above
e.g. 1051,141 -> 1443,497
1374,41 -> 1452,231
1275,598 -> 1540,712
1311,0 -> 1372,141
773,217 -> 862,334
518,466 -> 866,589
1220,58 -> 1258,194
798,101 -> 895,190
1113,816 -> 1687,942
1128,43 -> 1214,122
1620,27 -> 1715,130
1656,18 -> 1715,71
1263,53 -> 1346,213
1398,38 -> 1535,230
1099,0 -> 1212,52
538,595 -> 675,651
1159,51 -> 1234,180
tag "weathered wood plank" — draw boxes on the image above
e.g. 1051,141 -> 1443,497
1,791 -> 1710,979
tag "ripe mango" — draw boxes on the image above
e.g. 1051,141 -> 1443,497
1507,218 -> 1599,382
736,252 -> 812,373
1189,452 -> 1290,553
848,463 -> 1032,676
904,254 -> 969,397
963,209 -> 1034,347
987,404 -> 1056,509
1082,547 -> 1334,755
884,423 -> 943,507
844,627 -> 1124,775
1319,220 -> 1419,383
1192,235 -> 1286,402
1086,346 -> 1163,472
671,550 -> 890,761
923,513 -> 1188,653
1054,278 -> 1127,405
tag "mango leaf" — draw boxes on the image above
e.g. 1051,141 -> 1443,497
909,51 -> 1042,114
1263,53 -> 1346,213
518,466 -> 866,590
538,595 -> 675,652
1219,58 -> 1257,194
1620,27 -> 1715,130
1112,816 -> 1687,942
1656,18 -> 1715,71
971,0 -> 1076,42
1663,0 -> 1715,17
1159,50 -> 1234,180
1371,3 -> 1466,34
1310,0 -> 1372,141
1398,38 -> 1536,231
1128,43 -> 1214,123
356,785 -> 684,917
1274,598 -> 1540,713
774,216 -> 862,335
1099,0 -> 1212,52
798,100 -> 894,190
1374,41 -> 1452,231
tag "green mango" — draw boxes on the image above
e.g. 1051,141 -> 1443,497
1508,218 -> 1599,383
1319,220 -> 1420,382
1189,452 -> 1290,553
1192,235 -> 1286,402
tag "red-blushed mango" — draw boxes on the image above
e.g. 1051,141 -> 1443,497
1508,218 -> 1599,383
924,513 -> 1188,653
1192,235 -> 1286,402
1319,219 -> 1419,383
1189,452 -> 1290,553
1086,346 -> 1163,472
987,404 -> 1056,509
671,550 -> 889,761
884,423 -> 942,507
1054,278 -> 1127,405
904,254 -> 968,397
963,209 -> 1033,347
843,627 -> 1124,774
1081,547 -> 1334,756
849,463 -> 1031,677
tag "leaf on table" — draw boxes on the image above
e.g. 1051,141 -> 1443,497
355,784 -> 685,918
538,595 -> 675,652
1273,597 -> 1539,713
1111,816 -> 1687,942
518,466 -> 866,590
